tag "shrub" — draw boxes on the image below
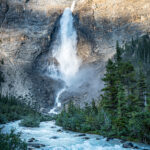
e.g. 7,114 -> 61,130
39,115 -> 54,122
20,116 -> 40,127
0,129 -> 27,150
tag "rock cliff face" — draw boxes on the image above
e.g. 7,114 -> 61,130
0,0 -> 150,112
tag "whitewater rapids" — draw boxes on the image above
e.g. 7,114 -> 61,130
1,121 -> 150,150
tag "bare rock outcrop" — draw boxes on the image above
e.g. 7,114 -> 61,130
0,0 -> 149,112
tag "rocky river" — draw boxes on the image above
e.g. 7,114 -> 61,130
1,121 -> 150,150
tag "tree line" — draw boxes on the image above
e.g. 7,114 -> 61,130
56,35 -> 150,144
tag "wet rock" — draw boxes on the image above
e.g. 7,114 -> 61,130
120,140 -> 126,143
82,137 -> 90,140
50,136 -> 59,139
51,126 -> 56,128
74,133 -> 86,137
123,142 -> 134,148
106,137 -> 113,141
96,137 -> 100,140
28,138 -> 35,142
78,133 -> 86,137
57,129 -> 63,132
122,142 -> 139,149
28,148 -> 35,150
28,143 -> 45,148
133,146 -> 139,149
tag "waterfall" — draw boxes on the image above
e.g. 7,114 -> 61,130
49,1 -> 81,114
49,87 -> 66,114
53,7 -> 80,85
71,0 -> 76,12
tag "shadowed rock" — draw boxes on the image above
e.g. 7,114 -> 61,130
50,136 -> 59,139
82,137 -> 90,140
28,143 -> 45,148
57,129 -> 63,132
0,0 -> 150,112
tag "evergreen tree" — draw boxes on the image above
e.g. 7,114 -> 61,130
137,71 -> 147,110
115,41 -> 122,63
68,100 -> 76,115
56,35 -> 150,144
92,100 -> 98,115
119,62 -> 136,95
146,95 -> 150,112
102,59 -> 118,112
84,102 -> 91,116
117,83 -> 126,118
112,83 -> 127,136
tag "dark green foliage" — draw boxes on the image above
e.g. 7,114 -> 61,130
20,114 -> 54,127
20,116 -> 40,127
0,96 -> 53,150
92,100 -> 98,115
0,129 -> 27,150
123,34 -> 150,86
56,36 -> 150,144
0,95 -> 34,124
102,59 -> 118,112
115,40 -> 122,63
56,101 -> 100,133
137,71 -> 147,109
124,34 -> 150,64
0,94 -> 53,127
40,114 -> 55,122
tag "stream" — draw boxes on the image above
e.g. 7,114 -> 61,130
1,120 -> 150,150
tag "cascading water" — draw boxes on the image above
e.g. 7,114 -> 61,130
49,88 -> 66,114
49,1 -> 81,114
71,0 -> 76,12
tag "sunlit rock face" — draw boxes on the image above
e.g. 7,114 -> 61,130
0,0 -> 150,112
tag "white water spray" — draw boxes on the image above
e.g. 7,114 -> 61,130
49,1 -> 81,114
71,0 -> 76,12
49,87 -> 66,114
53,5 -> 80,85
